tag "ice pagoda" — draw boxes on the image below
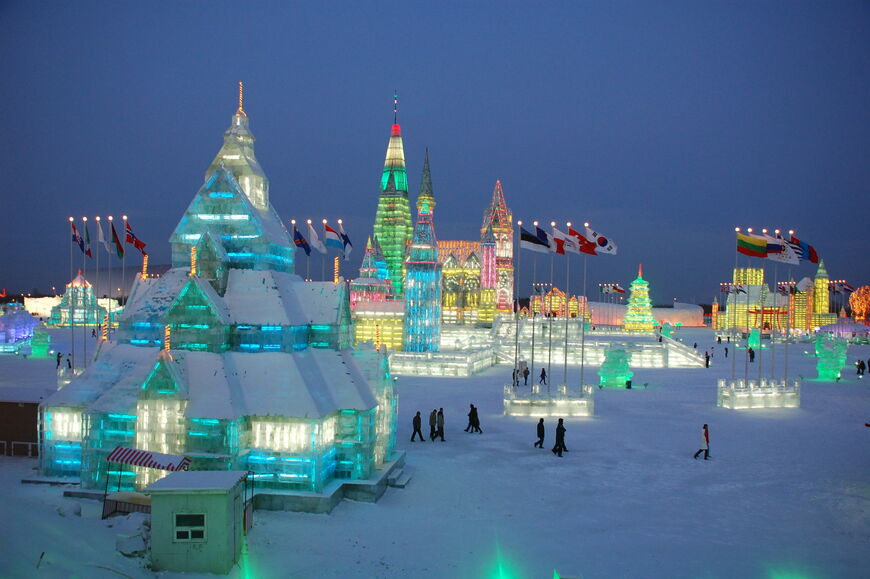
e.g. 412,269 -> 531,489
40,86 -> 398,497
49,270 -> 109,327
403,150 -> 442,352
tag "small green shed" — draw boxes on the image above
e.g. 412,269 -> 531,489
146,470 -> 248,574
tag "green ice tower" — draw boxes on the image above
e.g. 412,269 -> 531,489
373,95 -> 412,296
623,264 -> 657,333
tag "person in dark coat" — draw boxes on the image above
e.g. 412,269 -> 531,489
725,347 -> 728,358
523,367 -> 530,385
436,408 -> 445,441
693,424 -> 710,460
66,354 -> 72,369
552,418 -> 566,457
534,418 -> 545,448
748,347 -> 755,363
539,367 -> 547,385
465,404 -> 475,432
411,411 -> 425,441
56,351 -> 63,368
467,404 -> 482,433
428,409 -> 437,441
705,351 -> 710,368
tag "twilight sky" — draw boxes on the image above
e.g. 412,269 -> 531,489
1,1 -> 867,304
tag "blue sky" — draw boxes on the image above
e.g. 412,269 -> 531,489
1,1 -> 867,304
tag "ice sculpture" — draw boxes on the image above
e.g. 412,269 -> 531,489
30,324 -> 51,358
815,334 -> 847,381
622,265 -> 656,333
40,94 -> 398,499
748,328 -> 761,351
717,378 -> 800,409
403,150 -> 442,352
0,305 -> 39,350
599,347 -> 634,388
660,323 -> 673,338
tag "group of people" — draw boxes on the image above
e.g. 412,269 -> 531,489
533,417 -> 567,457
410,408 -> 446,442
55,352 -> 72,369
511,366 -> 549,386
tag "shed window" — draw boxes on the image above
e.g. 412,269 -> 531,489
174,513 -> 206,542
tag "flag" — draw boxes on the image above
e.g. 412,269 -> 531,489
125,221 -> 147,255
736,232 -> 767,258
552,227 -> 581,255
600,285 -> 611,294
764,235 -> 799,265
834,282 -> 854,293
613,284 -> 626,294
729,284 -> 747,294
110,221 -> 125,259
306,221 -> 327,254
338,221 -> 353,261
796,277 -> 813,292
519,225 -> 550,253
293,225 -> 311,256
83,222 -> 93,258
568,227 -> 597,255
71,221 -> 85,254
96,219 -> 112,254
324,223 -> 344,250
790,235 -> 819,264
585,226 -> 617,255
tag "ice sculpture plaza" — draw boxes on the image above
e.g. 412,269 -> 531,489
39,94 -> 399,506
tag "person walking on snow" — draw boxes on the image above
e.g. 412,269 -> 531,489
523,366 -> 530,385
56,351 -> 62,368
705,351 -> 710,368
467,404 -> 482,433
436,408 -> 445,441
748,347 -> 755,363
534,418 -> 545,448
411,411 -> 425,441
693,424 -> 710,460
552,418 -> 566,457
428,409 -> 437,441
539,367 -> 547,385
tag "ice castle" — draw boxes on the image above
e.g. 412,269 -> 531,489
40,86 -> 398,495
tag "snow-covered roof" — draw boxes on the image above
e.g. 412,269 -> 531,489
295,281 -> 345,325
121,268 -> 190,323
223,270 -> 308,325
44,343 -> 157,410
146,470 -> 248,493
172,349 -> 377,420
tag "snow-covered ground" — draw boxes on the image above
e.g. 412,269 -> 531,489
1,328 -> 868,578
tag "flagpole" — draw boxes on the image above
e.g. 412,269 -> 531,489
107,216 -> 114,340
321,218 -> 327,281
514,221 -> 522,385
531,221 -> 538,385
579,233 -> 588,389
743,228 -> 754,384
95,217 -> 102,348
82,216 -> 89,368
122,215 -> 128,309
563,222 -> 571,386
784,229 -> 795,386
732,227 -> 740,380
68,217 -> 75,373
547,222 -> 556,392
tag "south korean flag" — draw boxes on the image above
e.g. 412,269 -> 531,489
585,226 -> 617,255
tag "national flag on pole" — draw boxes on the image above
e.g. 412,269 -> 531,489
764,235 -> 799,265
729,284 -> 747,294
600,285 -> 611,294
293,225 -> 311,256
306,221 -> 327,254
613,284 -> 626,294
83,222 -> 93,258
789,235 -> 819,264
568,227 -> 597,255
125,221 -> 147,255
585,226 -> 617,255
796,277 -> 813,292
519,225 -> 550,253
97,219 -> 111,254
834,282 -> 854,293
324,223 -> 344,250
110,221 -> 125,259
552,227 -> 580,255
71,221 -> 85,254
338,221 -> 353,261
736,232 -> 767,258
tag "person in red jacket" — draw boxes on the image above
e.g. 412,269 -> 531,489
693,424 -> 710,460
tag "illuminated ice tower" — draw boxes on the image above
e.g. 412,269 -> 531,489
478,225 -> 497,324
373,94 -> 413,296
813,259 -> 830,315
623,264 -> 656,333
481,180 -> 514,313
403,150 -> 442,352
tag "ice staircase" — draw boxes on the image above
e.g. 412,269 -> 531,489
387,467 -> 412,489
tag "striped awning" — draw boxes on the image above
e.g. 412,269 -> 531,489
106,447 -> 191,472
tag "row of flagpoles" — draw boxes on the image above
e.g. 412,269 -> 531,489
67,216 -> 148,371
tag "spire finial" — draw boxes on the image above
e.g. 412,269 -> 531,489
237,81 -> 246,116
638,263 -> 643,278
393,90 -> 398,124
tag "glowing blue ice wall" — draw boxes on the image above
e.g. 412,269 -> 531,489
169,165 -> 294,274
403,155 -> 442,352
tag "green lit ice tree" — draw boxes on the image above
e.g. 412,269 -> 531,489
622,265 -> 656,333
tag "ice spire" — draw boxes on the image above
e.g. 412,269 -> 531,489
206,82 -> 269,210
417,148 -> 435,215
373,94 -> 413,295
